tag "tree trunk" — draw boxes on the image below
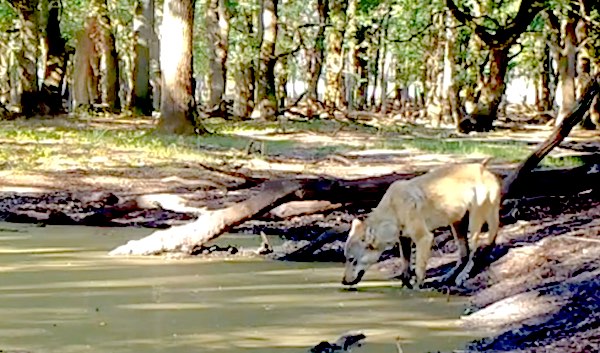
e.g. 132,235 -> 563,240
10,0 -> 39,116
158,0 -> 200,134
427,19 -> 445,127
72,17 -> 100,109
323,0 -> 348,109
233,9 -> 255,119
90,0 -> 120,112
276,55 -> 288,109
205,0 -> 230,114
131,0 -> 155,116
447,0 -> 545,132
458,46 -> 509,132
442,12 -> 459,126
377,14 -> 391,113
538,39 -> 552,112
305,0 -> 327,101
575,12 -> 599,129
251,0 -> 278,120
39,1 -> 67,115
354,27 -> 368,110
369,29 -> 380,109
556,17 -> 577,126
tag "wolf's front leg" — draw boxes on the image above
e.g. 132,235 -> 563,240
396,236 -> 413,288
413,231 -> 434,287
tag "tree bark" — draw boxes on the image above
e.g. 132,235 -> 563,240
502,74 -> 600,198
205,0 -> 230,114
72,17 -> 100,109
90,0 -> 120,112
158,0 -> 200,134
131,0 -> 155,116
442,12 -> 460,126
323,0 -> 348,109
426,14 -> 445,127
9,0 -> 39,116
555,17 -> 577,126
251,0 -> 278,120
305,0 -> 328,102
354,27 -> 368,110
538,38 -> 552,113
233,8 -> 255,119
458,46 -> 509,132
39,1 -> 67,115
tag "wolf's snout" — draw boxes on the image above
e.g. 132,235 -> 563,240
342,270 -> 365,286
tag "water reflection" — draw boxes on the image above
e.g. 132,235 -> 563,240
0,223 -> 479,353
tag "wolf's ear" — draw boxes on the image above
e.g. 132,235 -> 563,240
350,219 -> 364,235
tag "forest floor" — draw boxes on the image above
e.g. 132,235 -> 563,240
1,113 -> 599,352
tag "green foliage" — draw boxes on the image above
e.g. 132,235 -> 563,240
0,1 -> 16,32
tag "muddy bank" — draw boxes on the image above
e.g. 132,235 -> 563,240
454,201 -> 600,353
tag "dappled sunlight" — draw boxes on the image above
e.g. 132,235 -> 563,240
0,223 -> 478,353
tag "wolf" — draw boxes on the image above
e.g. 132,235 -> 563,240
342,161 -> 501,287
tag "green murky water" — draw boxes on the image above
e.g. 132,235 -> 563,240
0,223 -> 478,353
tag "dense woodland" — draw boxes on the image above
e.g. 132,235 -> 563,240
0,0 -> 599,134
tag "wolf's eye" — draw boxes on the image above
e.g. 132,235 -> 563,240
366,243 -> 376,251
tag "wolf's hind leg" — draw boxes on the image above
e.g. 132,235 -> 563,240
436,218 -> 469,284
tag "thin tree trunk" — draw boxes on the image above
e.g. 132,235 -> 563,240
251,0 -> 278,120
538,39 -> 552,112
354,27 -> 368,110
442,12 -> 459,126
40,1 -> 67,115
276,55 -> 288,109
158,0 -> 200,134
306,0 -> 327,101
205,0 -> 230,114
233,9 -> 255,119
369,29 -> 380,109
10,0 -> 39,116
131,0 -> 155,115
323,0 -> 348,109
556,17 -> 577,126
426,15 -> 445,127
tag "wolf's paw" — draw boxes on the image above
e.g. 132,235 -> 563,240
454,261 -> 474,286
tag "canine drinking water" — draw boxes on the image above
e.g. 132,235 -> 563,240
342,161 -> 501,287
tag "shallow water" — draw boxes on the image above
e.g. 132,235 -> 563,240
0,223 -> 478,353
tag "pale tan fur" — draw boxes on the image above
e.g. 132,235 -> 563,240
342,162 -> 501,287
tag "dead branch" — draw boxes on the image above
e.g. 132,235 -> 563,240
502,74 -> 600,198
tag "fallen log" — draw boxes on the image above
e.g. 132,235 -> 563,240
109,179 -> 302,255
109,164 -> 600,256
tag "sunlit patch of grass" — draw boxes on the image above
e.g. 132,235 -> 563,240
541,155 -> 586,168
374,138 -> 530,161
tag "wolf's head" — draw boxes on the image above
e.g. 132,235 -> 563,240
342,218 -> 396,286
